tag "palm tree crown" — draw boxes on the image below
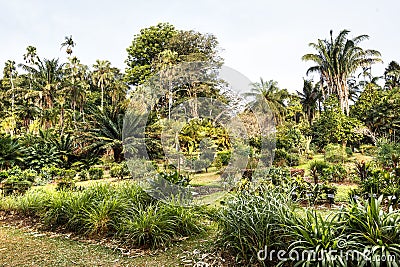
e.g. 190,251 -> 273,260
244,78 -> 289,125
302,29 -> 382,115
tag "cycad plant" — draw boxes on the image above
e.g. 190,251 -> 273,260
0,134 -> 24,169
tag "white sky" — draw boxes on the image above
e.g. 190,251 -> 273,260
0,0 -> 398,92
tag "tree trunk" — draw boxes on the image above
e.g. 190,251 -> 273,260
113,145 -> 124,163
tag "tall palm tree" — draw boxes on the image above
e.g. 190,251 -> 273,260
30,58 -> 65,110
297,79 -> 321,124
92,60 -> 116,111
22,58 -> 65,128
21,46 -> 38,91
3,60 -> 17,112
64,56 -> 89,127
60,35 -> 75,55
302,29 -> 382,115
244,78 -> 289,125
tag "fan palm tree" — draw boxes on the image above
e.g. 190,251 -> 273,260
297,79 -> 321,124
302,29 -> 382,115
244,78 -> 289,125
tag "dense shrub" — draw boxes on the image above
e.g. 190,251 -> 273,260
321,164 -> 348,182
376,138 -> 400,167
110,162 -> 130,179
78,170 -> 88,181
252,166 -> 290,186
273,148 -> 300,167
359,144 -> 376,156
88,167 -> 104,180
214,150 -> 231,169
324,143 -> 347,163
0,167 -> 37,195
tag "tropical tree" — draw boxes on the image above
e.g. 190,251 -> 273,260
125,23 -> 177,85
297,79 -> 321,124
244,78 -> 289,125
64,56 -> 89,126
92,60 -> 117,111
312,96 -> 363,148
60,35 -> 75,55
21,58 -> 65,128
3,60 -> 17,112
21,46 -> 38,91
302,29 -> 382,115
384,61 -> 400,90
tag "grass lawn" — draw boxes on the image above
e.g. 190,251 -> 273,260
0,223 -> 224,267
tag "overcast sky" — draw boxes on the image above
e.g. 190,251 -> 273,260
0,0 -> 398,92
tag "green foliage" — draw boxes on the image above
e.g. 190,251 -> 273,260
276,123 -> 305,151
77,170 -> 88,181
0,167 -> 37,195
351,165 -> 400,206
88,167 -> 104,180
303,29 -> 381,115
354,160 -> 372,182
109,162 -> 130,179
55,169 -> 76,191
273,148 -> 300,167
321,164 -> 348,182
125,23 -> 177,85
359,144 -> 376,156
214,150 -> 231,169
125,23 -> 222,87
309,160 -> 330,184
376,138 -> 400,167
217,189 -> 294,266
252,166 -> 290,187
0,182 -> 204,249
86,106 -> 124,163
312,97 -> 363,148
353,86 -> 400,136
39,166 -> 63,182
341,197 -> 400,266
147,170 -> 192,202
0,134 -> 23,169
282,211 -> 346,266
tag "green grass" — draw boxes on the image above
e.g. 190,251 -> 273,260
0,223 -> 221,267
335,183 -> 357,202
